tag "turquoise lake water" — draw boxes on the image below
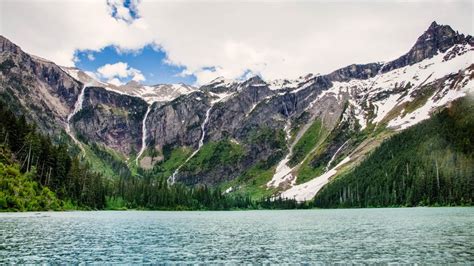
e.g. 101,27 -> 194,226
1,207 -> 473,263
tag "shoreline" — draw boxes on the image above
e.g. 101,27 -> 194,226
2,205 -> 472,213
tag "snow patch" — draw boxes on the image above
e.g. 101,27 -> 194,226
280,156 -> 351,202
388,76 -> 473,130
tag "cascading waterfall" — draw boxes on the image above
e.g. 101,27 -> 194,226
136,104 -> 153,166
168,106 -> 213,184
66,84 -> 88,155
325,140 -> 349,172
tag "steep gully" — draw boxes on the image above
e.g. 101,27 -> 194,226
65,84 -> 89,155
136,104 -> 153,165
168,105 -> 213,184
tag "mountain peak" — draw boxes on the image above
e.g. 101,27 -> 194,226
381,22 -> 472,73
243,75 -> 266,86
428,20 -> 439,29
123,80 -> 142,88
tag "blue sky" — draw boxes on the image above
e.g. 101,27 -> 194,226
74,45 -> 196,85
3,0 -> 471,86
72,0 -> 196,85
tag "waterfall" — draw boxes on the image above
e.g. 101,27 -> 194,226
168,105 -> 213,184
198,107 -> 212,148
136,104 -> 153,165
325,140 -> 349,172
66,85 -> 88,155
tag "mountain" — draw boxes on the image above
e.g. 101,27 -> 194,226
0,21 -> 472,204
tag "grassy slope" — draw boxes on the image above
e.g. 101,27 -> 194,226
289,119 -> 325,166
314,98 -> 474,208
181,140 -> 245,173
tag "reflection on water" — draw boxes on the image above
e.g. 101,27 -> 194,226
0,208 -> 473,263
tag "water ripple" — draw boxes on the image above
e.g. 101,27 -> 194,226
0,208 -> 473,263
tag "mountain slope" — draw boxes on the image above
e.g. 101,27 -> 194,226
314,97 -> 474,207
0,21 -> 472,204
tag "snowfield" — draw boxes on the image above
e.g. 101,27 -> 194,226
278,44 -> 473,202
281,156 -> 351,202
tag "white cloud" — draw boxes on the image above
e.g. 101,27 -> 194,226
87,53 -> 95,61
1,0 -> 153,66
108,77 -> 124,86
97,62 -> 130,79
1,0 -> 472,85
84,71 -> 99,80
96,61 -> 145,84
131,71 -> 145,82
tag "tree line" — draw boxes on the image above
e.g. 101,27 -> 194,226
0,101 -> 300,211
314,98 -> 474,208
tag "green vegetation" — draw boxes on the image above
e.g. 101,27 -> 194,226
0,162 -> 61,211
295,123 -> 349,185
133,145 -> 192,181
181,140 -> 245,173
0,102 -> 299,211
155,146 -> 192,177
221,162 -> 277,201
0,102 -> 107,210
3,87 -> 471,211
84,144 -> 131,179
289,119 -> 325,166
314,98 -> 474,208
247,127 -> 287,168
403,85 -> 436,114
223,127 -> 287,199
296,144 -> 329,184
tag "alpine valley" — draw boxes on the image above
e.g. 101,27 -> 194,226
0,21 -> 473,211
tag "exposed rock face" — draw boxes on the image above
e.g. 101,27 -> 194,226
382,21 -> 473,72
146,91 -> 212,150
71,87 -> 148,155
0,22 -> 472,194
0,35 -> 82,136
327,63 -> 382,82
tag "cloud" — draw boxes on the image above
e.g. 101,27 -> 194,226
84,71 -> 99,80
107,0 -> 141,23
1,0 -> 472,85
1,0 -> 153,66
87,53 -> 95,61
97,61 -> 145,84
108,77 -> 124,86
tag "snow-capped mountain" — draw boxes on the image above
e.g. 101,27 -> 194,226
0,21 -> 472,202
61,67 -> 197,104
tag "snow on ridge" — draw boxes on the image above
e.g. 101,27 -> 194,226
268,73 -> 317,91
311,44 -> 473,129
275,44 -> 472,202
368,44 -> 472,125
206,76 -> 238,88
280,156 -> 351,202
388,71 -> 473,131
61,66 -> 199,104
61,66 -> 138,98
131,84 -> 197,104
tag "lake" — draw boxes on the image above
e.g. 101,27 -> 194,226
0,208 -> 473,263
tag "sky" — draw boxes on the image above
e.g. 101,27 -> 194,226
0,0 -> 472,86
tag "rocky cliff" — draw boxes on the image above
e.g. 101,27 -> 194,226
0,21 -> 472,201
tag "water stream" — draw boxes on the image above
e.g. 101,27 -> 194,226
325,140 -> 349,172
65,85 -> 88,155
136,104 -> 153,165
168,106 -> 213,184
